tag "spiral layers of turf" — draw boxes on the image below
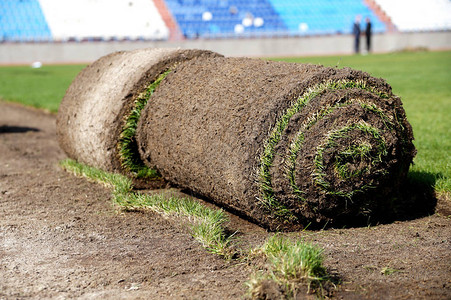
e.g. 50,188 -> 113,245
137,57 -> 415,230
258,81 -> 395,220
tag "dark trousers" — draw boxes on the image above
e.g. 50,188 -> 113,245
354,36 -> 360,53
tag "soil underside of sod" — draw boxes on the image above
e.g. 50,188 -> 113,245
1,101 -> 450,299
138,57 -> 415,230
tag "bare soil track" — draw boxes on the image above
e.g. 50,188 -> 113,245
0,101 -> 450,299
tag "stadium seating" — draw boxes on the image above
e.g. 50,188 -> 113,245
268,0 -> 386,35
164,0 -> 386,38
0,0 -> 52,42
1,0 -> 449,42
164,0 -> 287,38
373,0 -> 451,32
38,0 -> 169,41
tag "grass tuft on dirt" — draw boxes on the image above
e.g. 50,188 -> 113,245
262,234 -> 327,283
117,192 -> 234,258
247,234 -> 329,298
59,158 -> 234,258
59,158 -> 133,195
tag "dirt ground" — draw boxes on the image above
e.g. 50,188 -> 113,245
0,101 -> 450,299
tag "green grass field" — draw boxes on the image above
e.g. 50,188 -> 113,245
0,51 -> 449,195
0,64 -> 85,112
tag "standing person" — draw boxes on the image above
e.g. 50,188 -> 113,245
365,17 -> 372,53
353,15 -> 361,54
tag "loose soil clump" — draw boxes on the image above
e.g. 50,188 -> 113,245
137,56 -> 416,230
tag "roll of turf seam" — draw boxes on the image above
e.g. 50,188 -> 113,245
137,56 -> 415,230
117,70 -> 171,179
57,48 -> 221,187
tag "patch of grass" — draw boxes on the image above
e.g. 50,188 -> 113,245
118,192 -> 234,257
59,159 -> 234,258
0,64 -> 85,113
247,234 -> 328,298
262,234 -> 327,282
118,70 -> 170,179
59,159 -> 132,196
381,266 -> 401,276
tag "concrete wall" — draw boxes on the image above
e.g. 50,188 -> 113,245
0,31 -> 450,64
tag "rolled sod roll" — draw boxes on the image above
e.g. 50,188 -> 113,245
137,57 -> 416,230
57,48 -> 221,183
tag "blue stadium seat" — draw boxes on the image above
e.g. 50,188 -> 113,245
0,0 -> 52,42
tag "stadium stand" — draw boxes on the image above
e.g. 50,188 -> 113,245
153,0 -> 184,40
0,0 -> 52,42
268,0 -> 386,35
38,0 -> 169,41
373,0 -> 451,32
164,0 -> 287,38
164,0 -> 386,38
1,0 -> 450,42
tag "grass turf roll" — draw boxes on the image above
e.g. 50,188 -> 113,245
56,48 -> 221,186
137,57 -> 415,230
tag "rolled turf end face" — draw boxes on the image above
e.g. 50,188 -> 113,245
137,57 -> 416,231
56,48 -> 222,187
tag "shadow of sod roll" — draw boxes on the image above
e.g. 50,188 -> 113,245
56,48 -> 222,187
137,56 -> 416,231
